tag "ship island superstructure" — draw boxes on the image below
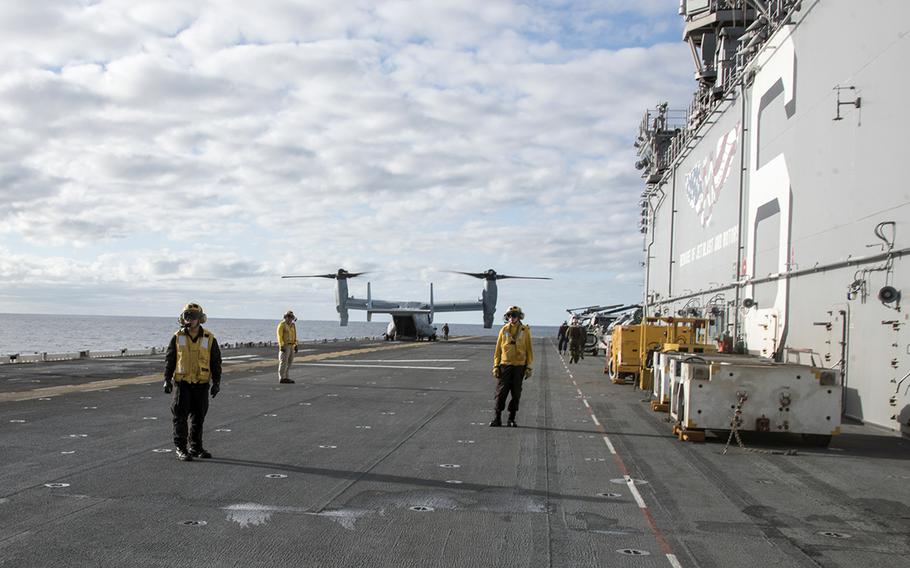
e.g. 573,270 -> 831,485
635,0 -> 909,434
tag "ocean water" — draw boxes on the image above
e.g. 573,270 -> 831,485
0,313 -> 558,355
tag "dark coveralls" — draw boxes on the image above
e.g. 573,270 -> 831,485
495,364 -> 526,415
164,330 -> 222,451
567,324 -> 586,364
557,323 -> 569,354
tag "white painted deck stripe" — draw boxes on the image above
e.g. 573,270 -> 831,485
625,475 -> 647,509
560,356 -> 678,563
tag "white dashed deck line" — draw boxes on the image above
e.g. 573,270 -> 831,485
625,475 -> 647,509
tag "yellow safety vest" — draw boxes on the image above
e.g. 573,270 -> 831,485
277,321 -> 297,347
174,329 -> 214,383
494,323 -> 533,367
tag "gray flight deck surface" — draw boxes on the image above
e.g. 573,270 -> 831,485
1,337 -> 908,568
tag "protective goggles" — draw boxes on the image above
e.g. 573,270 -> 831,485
182,311 -> 202,321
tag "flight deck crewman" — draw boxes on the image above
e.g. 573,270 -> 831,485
567,316 -> 586,364
163,302 -> 222,462
557,320 -> 569,354
490,305 -> 533,428
277,310 -> 298,384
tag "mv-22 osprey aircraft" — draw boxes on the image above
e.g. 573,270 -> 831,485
282,268 -> 550,340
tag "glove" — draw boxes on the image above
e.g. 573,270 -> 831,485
492,366 -> 501,379
163,379 -> 173,394
294,344 -> 299,353
210,382 -> 220,398
524,368 -> 533,380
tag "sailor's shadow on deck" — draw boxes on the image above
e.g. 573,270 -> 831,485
208,457 -> 622,505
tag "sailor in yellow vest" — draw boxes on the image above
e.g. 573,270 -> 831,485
163,303 -> 222,462
491,305 -> 533,427
277,310 -> 298,384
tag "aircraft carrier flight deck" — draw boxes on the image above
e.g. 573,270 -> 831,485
1,337 -> 908,568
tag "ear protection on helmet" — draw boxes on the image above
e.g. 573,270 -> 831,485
502,305 -> 525,322
178,302 -> 207,325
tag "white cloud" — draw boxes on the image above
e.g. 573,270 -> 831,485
0,0 -> 692,323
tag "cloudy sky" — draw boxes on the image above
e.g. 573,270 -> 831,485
0,0 -> 693,325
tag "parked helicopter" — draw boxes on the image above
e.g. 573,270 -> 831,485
281,268 -> 551,341
566,303 -> 641,355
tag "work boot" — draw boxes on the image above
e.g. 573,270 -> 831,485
175,448 -> 193,462
279,378 -> 295,384
507,413 -> 517,428
188,447 -> 212,459
489,412 -> 502,427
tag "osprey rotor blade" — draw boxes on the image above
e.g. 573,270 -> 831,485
282,268 -> 369,280
449,269 -> 551,281
281,274 -> 338,279
447,270 -> 488,279
495,274 -> 552,280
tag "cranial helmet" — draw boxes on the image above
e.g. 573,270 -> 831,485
284,310 -> 297,321
503,305 -> 525,322
179,302 -> 207,326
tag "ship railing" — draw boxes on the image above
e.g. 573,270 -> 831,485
648,0 -> 801,183
690,0 -> 796,20
637,108 -> 687,141
636,106 -> 687,181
